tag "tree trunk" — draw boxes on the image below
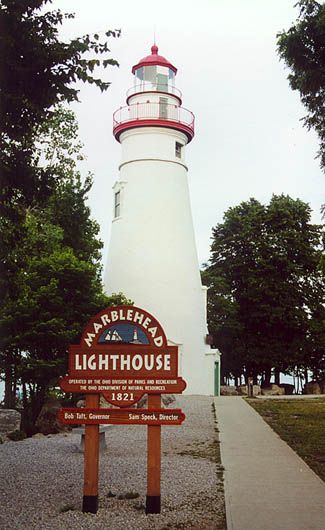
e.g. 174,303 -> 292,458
304,369 -> 309,384
30,385 -> 44,425
21,381 -> 31,435
4,364 -> 15,408
274,369 -> 280,386
264,367 -> 271,386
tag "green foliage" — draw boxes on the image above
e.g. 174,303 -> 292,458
0,105 -> 132,429
0,0 -> 120,323
0,1 -> 123,425
277,0 -> 325,170
0,0 -> 120,144
204,195 -> 324,381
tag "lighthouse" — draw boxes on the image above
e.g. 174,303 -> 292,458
104,44 -> 220,395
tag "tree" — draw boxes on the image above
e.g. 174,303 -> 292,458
277,0 -> 325,170
0,0 -> 120,310
203,195 -> 324,384
0,106 -> 131,430
201,268 -> 244,385
0,0 -> 120,229
0,0 -> 119,142
0,1 -> 120,418
0,205 -> 130,431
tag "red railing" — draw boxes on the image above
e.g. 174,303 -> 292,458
113,102 -> 195,132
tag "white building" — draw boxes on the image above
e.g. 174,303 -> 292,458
104,44 -> 220,395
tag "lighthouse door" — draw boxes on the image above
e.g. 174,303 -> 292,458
159,97 -> 168,119
214,360 -> 220,396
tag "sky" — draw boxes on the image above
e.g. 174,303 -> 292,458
55,0 -> 323,270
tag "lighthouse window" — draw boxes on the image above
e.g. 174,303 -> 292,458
135,67 -> 144,81
159,97 -> 168,119
175,142 -> 183,158
157,73 -> 168,92
114,190 -> 121,218
144,65 -> 156,83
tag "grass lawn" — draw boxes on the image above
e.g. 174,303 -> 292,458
247,398 -> 325,482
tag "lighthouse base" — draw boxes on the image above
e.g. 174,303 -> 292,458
179,346 -> 221,396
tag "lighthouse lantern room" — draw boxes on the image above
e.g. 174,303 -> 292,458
105,44 -> 220,395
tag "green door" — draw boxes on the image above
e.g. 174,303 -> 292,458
214,360 -> 220,396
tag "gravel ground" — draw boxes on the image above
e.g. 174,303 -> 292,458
0,396 -> 226,530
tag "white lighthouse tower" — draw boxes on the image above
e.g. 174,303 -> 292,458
104,44 -> 220,395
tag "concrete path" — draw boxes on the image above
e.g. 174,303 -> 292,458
214,397 -> 325,530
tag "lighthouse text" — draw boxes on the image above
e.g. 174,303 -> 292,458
74,352 -> 171,372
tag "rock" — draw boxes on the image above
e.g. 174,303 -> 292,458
303,382 -> 321,395
100,396 -> 115,408
237,385 -> 261,397
77,397 -> 114,408
261,384 -> 285,396
136,394 -> 176,408
0,409 -> 21,434
162,394 -> 176,406
137,395 -> 147,408
279,383 -> 295,395
220,386 -> 239,396
35,399 -> 70,435
253,384 -> 261,396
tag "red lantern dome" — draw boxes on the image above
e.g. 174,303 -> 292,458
132,44 -> 177,74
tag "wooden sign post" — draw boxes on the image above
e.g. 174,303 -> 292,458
146,393 -> 161,513
82,394 -> 100,514
58,305 -> 186,514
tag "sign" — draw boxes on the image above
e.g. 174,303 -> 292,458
59,305 -> 186,407
57,305 -> 187,516
60,375 -> 186,407
80,305 -> 167,348
58,407 -> 185,425
68,345 -> 177,376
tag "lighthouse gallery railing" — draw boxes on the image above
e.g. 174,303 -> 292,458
113,102 -> 195,131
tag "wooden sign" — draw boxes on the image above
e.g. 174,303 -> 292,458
60,374 -> 186,407
80,306 -> 168,348
58,305 -> 186,516
58,407 -> 185,425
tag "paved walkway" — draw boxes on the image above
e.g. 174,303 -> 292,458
214,397 -> 325,530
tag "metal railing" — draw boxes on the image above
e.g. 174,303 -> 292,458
113,102 -> 194,131
126,83 -> 182,100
